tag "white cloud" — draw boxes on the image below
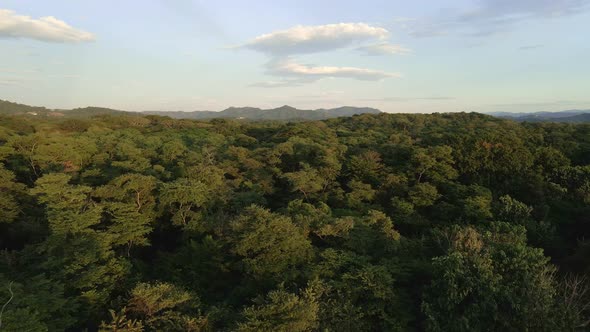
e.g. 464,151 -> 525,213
0,9 -> 94,43
241,23 -> 403,87
250,58 -> 399,88
266,58 -> 398,81
357,42 -> 411,56
242,23 -> 389,56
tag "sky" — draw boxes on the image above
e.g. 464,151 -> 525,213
1,0 -> 589,113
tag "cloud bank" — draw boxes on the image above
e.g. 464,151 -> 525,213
242,23 -> 388,56
0,9 -> 94,43
243,23 -> 404,87
409,0 -> 590,37
266,58 -> 398,81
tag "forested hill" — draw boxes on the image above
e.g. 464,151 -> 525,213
0,100 -> 380,121
0,111 -> 589,331
0,99 -> 135,118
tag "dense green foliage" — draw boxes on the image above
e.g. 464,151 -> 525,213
0,111 -> 589,331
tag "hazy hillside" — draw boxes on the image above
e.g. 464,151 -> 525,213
1,100 -> 380,121
144,105 -> 381,120
489,109 -> 590,122
62,107 -> 136,118
0,99 -> 50,115
0,100 -> 132,118
512,112 -> 590,123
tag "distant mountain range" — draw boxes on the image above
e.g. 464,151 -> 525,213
144,105 -> 381,120
487,109 -> 590,123
2,99 -> 589,123
0,100 -> 381,121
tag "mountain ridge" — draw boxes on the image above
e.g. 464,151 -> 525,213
3,99 -> 590,122
143,105 -> 382,120
1,99 -> 380,121
486,109 -> 590,123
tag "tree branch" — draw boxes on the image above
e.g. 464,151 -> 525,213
0,281 -> 14,330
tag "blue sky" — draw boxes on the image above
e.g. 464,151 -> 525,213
1,0 -> 589,113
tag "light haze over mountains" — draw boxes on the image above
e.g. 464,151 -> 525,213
2,99 -> 589,122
